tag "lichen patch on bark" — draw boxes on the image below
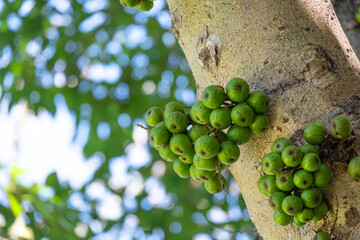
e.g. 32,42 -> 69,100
196,26 -> 221,71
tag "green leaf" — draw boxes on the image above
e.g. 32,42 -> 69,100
7,192 -> 23,217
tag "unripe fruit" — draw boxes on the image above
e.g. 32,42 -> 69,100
313,164 -> 332,188
247,90 -> 269,113
297,208 -> 314,222
301,153 -> 321,172
193,154 -> 216,171
273,211 -> 291,226
227,125 -> 251,144
164,101 -> 184,118
173,159 -> 190,178
188,124 -> 210,143
190,101 -> 212,125
276,173 -> 295,191
120,0 -> 139,7
301,188 -> 322,208
330,115 -> 352,139
258,175 -> 271,197
204,174 -> 226,194
215,130 -> 228,142
195,135 -> 220,159
202,85 -> 225,109
165,112 -> 188,134
150,122 -> 171,146
195,168 -> 216,181
293,169 -> 313,189
303,121 -> 326,144
249,114 -> 269,133
264,175 -> 280,195
312,232 -> 331,240
269,192 -> 287,211
312,201 -> 328,221
217,141 -> 240,165
292,216 -> 306,227
300,144 -> 319,155
169,134 -> 192,155
159,144 -> 178,162
282,195 -> 303,216
231,104 -> 254,127
261,152 -> 284,175
190,164 -> 203,182
348,156 -> 360,180
281,145 -> 303,167
179,148 -> 195,164
210,107 -> 232,130
136,0 -> 153,11
225,78 -> 250,102
146,106 -> 163,126
271,138 -> 293,153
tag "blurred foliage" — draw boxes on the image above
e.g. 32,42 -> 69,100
357,7 -> 360,24
0,0 -> 255,239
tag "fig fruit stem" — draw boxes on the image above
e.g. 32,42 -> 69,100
136,123 -> 150,131
216,160 -> 230,196
330,193 -> 339,236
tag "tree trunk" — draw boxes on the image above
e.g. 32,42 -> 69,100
166,0 -> 360,239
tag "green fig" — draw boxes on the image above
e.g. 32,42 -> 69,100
149,122 -> 171,146
258,175 -> 271,197
193,154 -> 216,171
303,121 -> 326,144
313,164 -> 332,188
195,168 -> 216,181
217,141 -> 240,165
169,134 -> 192,155
262,152 -> 284,175
227,125 -> 251,144
136,0 -> 153,11
301,188 -> 322,208
231,104 -> 254,127
312,232 -> 331,240
164,101 -> 184,118
293,169 -> 313,189
120,0 -> 139,7
247,90 -> 269,113
188,124 -> 210,143
179,148 -> 195,164
292,216 -> 306,227
165,112 -> 189,134
301,153 -> 321,172
204,174 -> 226,194
264,175 -> 280,195
195,135 -> 220,159
330,115 -> 352,139
145,106 -> 163,127
269,191 -> 287,211
189,164 -> 203,182
348,156 -> 360,180
300,144 -> 319,155
249,114 -> 270,133
297,208 -> 314,223
312,201 -> 328,221
173,159 -> 190,178
210,107 -> 232,130
225,78 -> 250,102
276,172 -> 295,192
202,85 -> 225,109
281,145 -> 303,167
190,101 -> 212,125
159,144 -> 178,162
282,195 -> 303,216
273,211 -> 291,226
271,138 -> 293,153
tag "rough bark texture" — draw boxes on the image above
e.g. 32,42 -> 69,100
333,0 -> 360,58
166,0 -> 360,239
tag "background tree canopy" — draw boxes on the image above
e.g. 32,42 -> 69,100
0,1 -> 255,239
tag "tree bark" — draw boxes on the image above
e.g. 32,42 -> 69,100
166,0 -> 360,239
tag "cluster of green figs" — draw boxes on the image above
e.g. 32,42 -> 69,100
145,78 -> 270,194
119,0 -> 154,11
258,115 -> 357,240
